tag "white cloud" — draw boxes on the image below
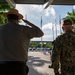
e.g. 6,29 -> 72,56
31,38 -> 42,41
32,34 -> 54,41
42,34 -> 53,41
29,5 -> 56,18
29,5 -> 44,13
16,4 -> 59,41
16,4 -> 28,17
16,4 -> 56,19
42,22 -> 61,31
43,21 -> 61,30
42,22 -> 53,30
42,22 -> 61,41
44,6 -> 56,18
73,5 -> 75,10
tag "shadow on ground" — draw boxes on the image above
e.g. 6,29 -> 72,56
27,55 -> 50,75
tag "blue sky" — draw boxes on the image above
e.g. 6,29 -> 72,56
16,4 -> 75,41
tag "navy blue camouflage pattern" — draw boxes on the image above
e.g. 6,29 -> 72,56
52,30 -> 75,75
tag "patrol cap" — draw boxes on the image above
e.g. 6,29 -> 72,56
63,19 -> 72,26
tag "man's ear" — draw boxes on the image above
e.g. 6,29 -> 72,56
62,26 -> 64,30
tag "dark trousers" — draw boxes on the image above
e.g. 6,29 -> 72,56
0,61 -> 29,75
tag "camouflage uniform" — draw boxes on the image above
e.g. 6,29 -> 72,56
52,30 -> 75,75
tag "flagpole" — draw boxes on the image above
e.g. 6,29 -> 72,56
55,20 -> 57,37
41,16 -> 43,51
59,15 -> 61,34
52,24 -> 54,41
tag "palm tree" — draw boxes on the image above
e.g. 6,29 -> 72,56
0,3 -> 11,25
65,9 -> 75,25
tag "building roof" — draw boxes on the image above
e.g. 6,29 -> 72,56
0,0 -> 75,5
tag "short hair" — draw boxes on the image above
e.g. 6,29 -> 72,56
7,14 -> 19,20
63,19 -> 72,26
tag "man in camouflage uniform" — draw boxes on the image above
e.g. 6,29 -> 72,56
51,19 -> 75,75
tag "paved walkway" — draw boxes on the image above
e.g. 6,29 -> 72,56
27,51 -> 55,75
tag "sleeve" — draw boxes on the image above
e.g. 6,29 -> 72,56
23,26 -> 43,38
51,37 -> 61,74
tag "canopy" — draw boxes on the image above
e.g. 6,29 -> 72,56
0,0 -> 75,5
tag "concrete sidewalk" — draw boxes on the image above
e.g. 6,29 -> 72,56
27,51 -> 55,75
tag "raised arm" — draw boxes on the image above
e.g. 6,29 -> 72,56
22,19 -> 44,37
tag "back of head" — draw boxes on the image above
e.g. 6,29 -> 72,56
7,14 -> 19,21
63,19 -> 72,26
62,19 -> 73,32
3,8 -> 23,20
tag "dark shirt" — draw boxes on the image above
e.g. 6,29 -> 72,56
0,22 -> 43,61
